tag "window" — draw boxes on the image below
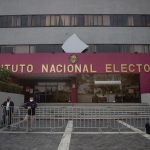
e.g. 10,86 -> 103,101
88,45 -> 97,52
7,16 -> 12,27
1,44 -> 150,54
12,16 -> 21,27
15,45 -> 30,53
60,15 -> 70,26
46,16 -> 50,26
0,14 -> 150,27
77,15 -> 84,26
96,45 -> 120,52
130,45 -> 145,53
70,15 -> 77,26
32,15 -> 41,26
0,46 -> 14,53
94,15 -> 102,26
110,15 -> 128,26
145,15 -> 150,26
84,15 -> 94,26
40,16 -> 46,26
120,45 -> 130,53
50,15 -> 60,26
102,15 -> 110,26
0,16 -> 9,27
84,15 -> 102,26
34,44 -> 63,53
133,15 -> 144,26
128,16 -> 134,26
21,16 -> 31,27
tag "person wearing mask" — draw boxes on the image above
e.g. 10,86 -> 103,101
24,97 -> 37,131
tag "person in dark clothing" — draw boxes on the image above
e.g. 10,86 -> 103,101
1,97 -> 14,127
23,97 -> 37,131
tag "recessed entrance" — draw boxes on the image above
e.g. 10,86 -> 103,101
20,73 -> 140,103
77,73 -> 140,103
34,81 -> 71,103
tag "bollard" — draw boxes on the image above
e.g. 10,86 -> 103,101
145,123 -> 150,134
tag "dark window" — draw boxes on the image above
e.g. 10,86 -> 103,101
40,16 -> 46,26
110,15 -> 128,26
110,15 -> 118,26
77,15 -> 84,26
120,45 -> 130,53
1,44 -> 150,54
21,16 -> 28,27
0,16 -> 4,27
145,15 -> 150,26
118,15 -> 128,26
21,16 -> 31,27
0,46 -> 14,53
133,15 -> 144,26
7,16 -> 12,27
32,16 -> 41,26
34,45 -> 63,53
96,45 -> 120,52
0,16 -> 9,27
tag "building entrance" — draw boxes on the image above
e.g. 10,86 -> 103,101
34,81 -> 71,103
22,73 -> 140,103
77,74 -> 141,103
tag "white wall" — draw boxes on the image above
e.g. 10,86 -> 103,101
0,0 -> 150,15
141,93 -> 150,105
0,27 -> 150,45
0,92 -> 24,106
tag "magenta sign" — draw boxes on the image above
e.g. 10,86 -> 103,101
0,53 -> 150,93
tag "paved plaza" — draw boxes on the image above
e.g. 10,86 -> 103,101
0,120 -> 150,150
0,132 -> 150,150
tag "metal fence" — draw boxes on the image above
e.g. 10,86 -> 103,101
0,105 -> 150,132
72,107 -> 150,131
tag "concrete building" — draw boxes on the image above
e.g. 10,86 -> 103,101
0,0 -> 150,103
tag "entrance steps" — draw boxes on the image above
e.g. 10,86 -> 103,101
37,102 -> 149,108
35,103 -> 150,119
36,103 -> 150,112
14,103 -> 150,121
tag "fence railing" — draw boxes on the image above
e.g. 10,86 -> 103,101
0,105 -> 150,131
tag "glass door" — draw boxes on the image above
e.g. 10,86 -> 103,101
34,81 -> 71,103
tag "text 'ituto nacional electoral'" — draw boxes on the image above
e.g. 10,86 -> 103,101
0,63 -> 150,73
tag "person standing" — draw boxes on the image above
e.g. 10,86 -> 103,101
24,97 -> 37,131
1,96 -> 14,127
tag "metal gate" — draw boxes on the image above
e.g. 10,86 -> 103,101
1,105 -> 150,132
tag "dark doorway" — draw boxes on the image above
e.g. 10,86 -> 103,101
34,81 -> 71,103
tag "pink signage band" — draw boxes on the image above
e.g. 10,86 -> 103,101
0,53 -> 150,93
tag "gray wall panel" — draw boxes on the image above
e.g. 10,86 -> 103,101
0,0 -> 150,15
0,27 -> 150,45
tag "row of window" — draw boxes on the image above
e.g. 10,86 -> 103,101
0,14 -> 150,27
0,44 -> 150,54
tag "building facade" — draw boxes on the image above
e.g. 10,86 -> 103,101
0,0 -> 150,103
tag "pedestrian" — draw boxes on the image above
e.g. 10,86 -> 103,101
1,96 -> 14,127
24,97 -> 37,131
